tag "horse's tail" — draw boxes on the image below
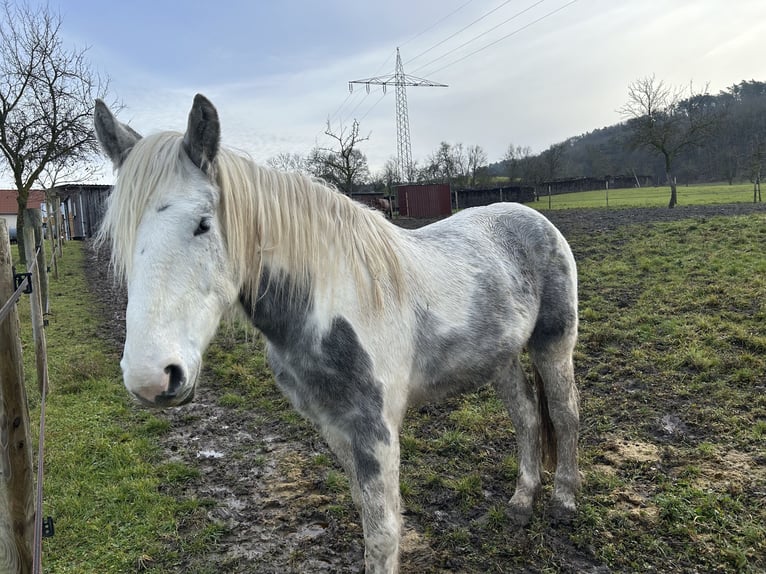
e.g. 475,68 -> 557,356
533,366 -> 557,472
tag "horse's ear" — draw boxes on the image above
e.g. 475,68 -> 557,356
94,99 -> 142,168
184,94 -> 220,174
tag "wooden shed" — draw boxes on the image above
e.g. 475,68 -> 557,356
54,184 -> 112,239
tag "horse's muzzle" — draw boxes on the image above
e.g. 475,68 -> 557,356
124,362 -> 195,408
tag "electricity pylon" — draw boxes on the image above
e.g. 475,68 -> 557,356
350,48 -> 447,183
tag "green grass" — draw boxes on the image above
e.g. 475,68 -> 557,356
531,182 -> 759,210
13,207 -> 766,573
569,213 -> 766,572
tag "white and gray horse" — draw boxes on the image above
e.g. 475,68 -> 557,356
94,95 -> 580,574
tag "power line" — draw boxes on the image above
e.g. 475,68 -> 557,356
327,91 -> 354,124
420,0 -> 578,78
409,0 -> 546,76
359,88 -> 389,122
399,0 -> 478,50
405,0 -> 515,67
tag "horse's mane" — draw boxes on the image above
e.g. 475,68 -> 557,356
98,131 -> 405,308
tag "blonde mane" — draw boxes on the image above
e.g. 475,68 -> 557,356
98,131 -> 406,308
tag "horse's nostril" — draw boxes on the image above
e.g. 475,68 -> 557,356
162,364 -> 185,397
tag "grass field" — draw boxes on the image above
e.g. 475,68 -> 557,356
530,182 -> 760,210
15,207 -> 766,572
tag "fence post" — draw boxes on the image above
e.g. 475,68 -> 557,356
22,213 -> 49,397
45,197 -> 58,281
23,211 -> 48,318
53,197 -> 63,258
0,219 -> 35,574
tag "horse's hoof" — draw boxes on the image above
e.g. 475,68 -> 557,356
508,502 -> 533,527
549,498 -> 576,525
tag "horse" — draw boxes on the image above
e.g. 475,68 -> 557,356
94,94 -> 580,574
374,196 -> 392,218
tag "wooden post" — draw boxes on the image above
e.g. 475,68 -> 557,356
23,211 -> 47,318
0,219 -> 35,574
53,197 -> 63,258
45,198 -> 57,281
22,214 -> 49,397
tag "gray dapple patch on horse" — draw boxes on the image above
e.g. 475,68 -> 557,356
240,268 -> 390,484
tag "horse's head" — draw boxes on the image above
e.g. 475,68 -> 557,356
95,95 -> 239,407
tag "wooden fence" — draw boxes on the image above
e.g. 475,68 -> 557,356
0,209 -> 55,574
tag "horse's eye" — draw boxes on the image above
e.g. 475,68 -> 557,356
194,217 -> 211,236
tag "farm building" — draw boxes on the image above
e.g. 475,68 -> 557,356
0,189 -> 46,241
54,184 -> 112,239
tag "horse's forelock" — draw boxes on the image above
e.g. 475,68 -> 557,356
97,131 -> 188,283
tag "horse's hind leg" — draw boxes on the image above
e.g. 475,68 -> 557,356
493,358 -> 542,526
529,336 -> 580,522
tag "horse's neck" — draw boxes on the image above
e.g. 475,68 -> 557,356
239,166 -> 402,326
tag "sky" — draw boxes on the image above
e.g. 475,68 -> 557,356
6,0 -> 766,185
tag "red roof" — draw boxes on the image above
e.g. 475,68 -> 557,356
0,189 -> 46,215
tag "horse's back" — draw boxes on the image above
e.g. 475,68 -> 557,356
398,203 -> 576,402
408,202 -> 575,281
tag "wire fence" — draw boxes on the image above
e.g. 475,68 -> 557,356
0,212 -> 57,574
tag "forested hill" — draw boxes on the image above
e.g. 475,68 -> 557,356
487,80 -> 766,185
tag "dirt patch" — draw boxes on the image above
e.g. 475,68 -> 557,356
84,201 -> 766,573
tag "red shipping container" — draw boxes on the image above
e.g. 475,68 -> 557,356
396,184 -> 451,218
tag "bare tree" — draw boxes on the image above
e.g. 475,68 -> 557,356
467,144 -> 487,188
267,151 -> 310,175
0,1 -> 109,261
504,143 -> 532,183
620,75 -> 720,208
424,141 -> 472,186
541,142 -> 566,182
309,119 -> 370,194
450,142 -> 469,186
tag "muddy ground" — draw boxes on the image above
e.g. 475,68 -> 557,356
84,202 -> 766,573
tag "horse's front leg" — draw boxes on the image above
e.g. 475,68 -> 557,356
324,424 -> 402,574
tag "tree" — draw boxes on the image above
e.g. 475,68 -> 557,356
503,144 -> 531,183
0,1 -> 108,261
467,144 -> 487,188
309,119 -> 370,194
423,141 -> 472,186
620,75 -> 720,207
541,142 -> 566,182
267,152 -> 310,175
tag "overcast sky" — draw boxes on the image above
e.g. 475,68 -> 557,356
8,0 -> 766,184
